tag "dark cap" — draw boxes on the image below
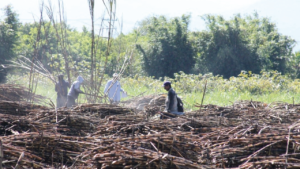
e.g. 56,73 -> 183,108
162,81 -> 171,87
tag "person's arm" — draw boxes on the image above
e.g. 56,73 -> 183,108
118,81 -> 126,93
167,90 -> 175,112
74,82 -> 83,93
120,87 -> 128,98
74,88 -> 83,93
104,81 -> 111,93
55,83 -> 58,92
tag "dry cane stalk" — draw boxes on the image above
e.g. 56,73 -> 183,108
198,80 -> 207,115
46,0 -> 72,85
0,140 -> 2,169
99,0 -> 116,88
240,140 -> 283,167
28,3 -> 44,103
14,152 -> 24,169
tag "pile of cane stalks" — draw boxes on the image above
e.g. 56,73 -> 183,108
0,84 -> 51,106
1,97 -> 300,168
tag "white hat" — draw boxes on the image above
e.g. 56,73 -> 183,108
113,73 -> 118,77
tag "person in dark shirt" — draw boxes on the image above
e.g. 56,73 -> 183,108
55,75 -> 70,108
163,81 -> 184,115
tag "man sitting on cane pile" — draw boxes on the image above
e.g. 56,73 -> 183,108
55,74 -> 70,108
161,81 -> 184,118
66,76 -> 84,107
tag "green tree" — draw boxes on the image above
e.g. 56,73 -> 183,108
136,15 -> 194,78
193,13 -> 295,78
193,15 -> 260,78
105,32 -> 143,77
244,13 -> 295,74
288,51 -> 300,78
0,5 -> 19,83
17,22 -> 92,76
17,22 -> 59,72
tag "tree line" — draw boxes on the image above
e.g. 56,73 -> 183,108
0,5 -> 299,83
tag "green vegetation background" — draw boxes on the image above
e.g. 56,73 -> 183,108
7,71 -> 300,111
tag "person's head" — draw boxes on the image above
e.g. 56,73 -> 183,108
113,73 -> 119,80
163,81 -> 171,91
77,76 -> 84,84
58,74 -> 64,82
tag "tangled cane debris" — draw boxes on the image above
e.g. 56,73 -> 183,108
0,84 -> 48,104
1,92 -> 300,168
123,94 -> 166,111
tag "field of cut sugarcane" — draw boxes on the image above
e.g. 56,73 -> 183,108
1,82 -> 300,168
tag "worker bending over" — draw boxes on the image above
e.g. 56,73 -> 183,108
66,76 -> 84,107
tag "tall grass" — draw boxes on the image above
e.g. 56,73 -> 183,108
6,70 -> 300,110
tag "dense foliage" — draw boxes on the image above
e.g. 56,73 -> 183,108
136,15 -> 194,78
192,13 -> 295,78
0,6 -> 299,82
0,6 -> 19,82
